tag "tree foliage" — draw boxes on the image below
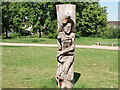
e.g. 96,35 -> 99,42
75,2 -> 107,37
2,2 -> 107,38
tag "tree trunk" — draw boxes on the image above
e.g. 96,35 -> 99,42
5,28 -> 8,38
38,28 -> 41,38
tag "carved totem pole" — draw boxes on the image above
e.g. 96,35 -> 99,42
56,4 -> 76,88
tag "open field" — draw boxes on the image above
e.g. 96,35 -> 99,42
1,37 -> 119,46
2,46 -> 118,88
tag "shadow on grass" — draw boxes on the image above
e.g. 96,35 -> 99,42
51,72 -> 81,87
2,37 -> 14,39
50,78 -> 58,88
74,72 -> 81,85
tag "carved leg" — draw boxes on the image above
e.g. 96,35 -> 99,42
60,56 -> 74,88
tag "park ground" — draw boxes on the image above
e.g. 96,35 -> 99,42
1,37 -> 119,46
1,37 -> 119,88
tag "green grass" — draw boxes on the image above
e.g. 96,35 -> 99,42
2,46 -> 118,88
1,37 -> 57,44
76,37 -> 119,46
1,37 -> 119,46
0,46 -> 2,89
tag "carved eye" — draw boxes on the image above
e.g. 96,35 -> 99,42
67,26 -> 71,29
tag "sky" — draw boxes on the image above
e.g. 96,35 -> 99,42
99,0 -> 119,21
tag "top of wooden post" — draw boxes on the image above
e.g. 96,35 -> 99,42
56,4 -> 76,31
56,4 -> 76,6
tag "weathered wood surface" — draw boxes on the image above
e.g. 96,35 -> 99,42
56,4 -> 76,32
56,4 -> 76,88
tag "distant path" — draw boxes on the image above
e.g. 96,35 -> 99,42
0,42 -> 119,50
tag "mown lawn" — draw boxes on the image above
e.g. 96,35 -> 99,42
1,37 -> 119,46
2,46 -> 118,88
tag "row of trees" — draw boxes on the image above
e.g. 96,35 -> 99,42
2,2 -> 108,38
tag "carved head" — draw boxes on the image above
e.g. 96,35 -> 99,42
63,23 -> 72,34
62,14 -> 73,34
61,12 -> 75,34
65,11 -> 71,19
62,13 -> 71,24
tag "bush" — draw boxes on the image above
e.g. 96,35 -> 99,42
100,27 -> 120,39
9,32 -> 20,38
20,30 -> 32,36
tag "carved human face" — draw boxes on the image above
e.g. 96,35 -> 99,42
63,19 -> 68,24
64,23 -> 72,34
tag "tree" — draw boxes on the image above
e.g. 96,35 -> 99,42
76,2 -> 107,37
2,2 -> 57,38
2,2 -> 11,38
8,2 -> 34,36
2,2 -> 107,38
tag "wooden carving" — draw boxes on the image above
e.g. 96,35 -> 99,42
56,4 -> 76,88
